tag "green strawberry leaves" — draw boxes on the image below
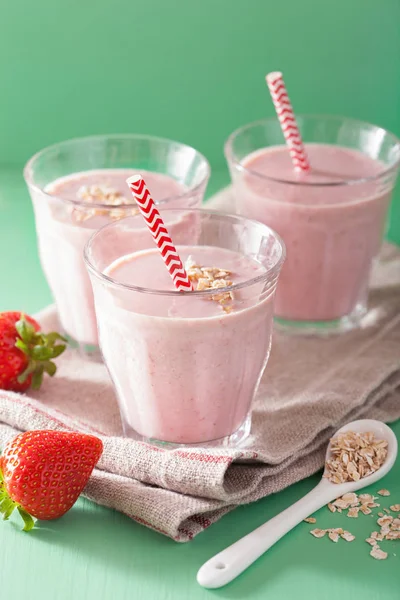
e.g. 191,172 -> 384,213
0,496 -> 16,520
0,468 -> 35,531
14,316 -> 68,390
0,469 -> 16,521
15,318 -> 36,344
43,361 -> 57,376
17,506 -> 35,532
31,345 -> 54,361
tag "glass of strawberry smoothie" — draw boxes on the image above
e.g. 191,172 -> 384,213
84,209 -> 285,447
24,135 -> 210,357
225,116 -> 400,334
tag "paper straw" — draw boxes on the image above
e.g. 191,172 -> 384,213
266,71 -> 310,172
126,175 -> 193,292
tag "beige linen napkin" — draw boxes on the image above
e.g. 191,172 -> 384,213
0,187 -> 399,541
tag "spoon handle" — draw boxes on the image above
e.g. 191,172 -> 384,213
197,482 -> 333,589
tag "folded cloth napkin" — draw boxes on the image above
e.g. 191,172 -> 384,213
0,187 -> 399,542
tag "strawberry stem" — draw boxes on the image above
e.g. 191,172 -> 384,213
1,496 -> 16,520
14,317 -> 67,390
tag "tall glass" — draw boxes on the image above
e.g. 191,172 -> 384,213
225,116 -> 400,334
24,134 -> 210,356
84,209 -> 285,447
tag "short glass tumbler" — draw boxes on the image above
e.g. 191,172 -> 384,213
225,116 -> 400,334
24,134 -> 210,356
84,209 -> 285,447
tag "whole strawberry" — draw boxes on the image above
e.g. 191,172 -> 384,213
0,311 -> 67,392
0,430 -> 103,530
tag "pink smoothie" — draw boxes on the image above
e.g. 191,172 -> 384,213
235,144 -> 390,322
31,169 -> 188,347
95,245 -> 274,444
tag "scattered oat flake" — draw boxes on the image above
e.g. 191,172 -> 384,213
384,508 -> 391,514
392,518 -> 400,530
359,494 -> 374,502
347,507 -> 359,518
333,499 -> 349,509
377,489 -> 390,496
304,517 -> 316,524
386,531 -> 400,540
341,531 -> 355,542
366,537 -> 377,546
370,547 -> 388,560
378,512 -> 384,517
310,529 -> 326,538
327,503 -> 336,513
377,516 -> 393,527
360,505 -> 372,515
390,505 -> 400,512
341,492 -> 358,504
331,528 -> 344,535
328,531 -> 340,543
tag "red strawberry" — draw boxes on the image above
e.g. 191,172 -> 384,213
0,430 -> 103,530
0,311 -> 67,392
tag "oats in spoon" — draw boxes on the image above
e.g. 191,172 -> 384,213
324,431 -> 388,484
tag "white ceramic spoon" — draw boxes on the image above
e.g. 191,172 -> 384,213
197,419 -> 398,589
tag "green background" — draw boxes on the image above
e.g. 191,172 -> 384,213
1,0 -> 400,243
1,1 -> 400,599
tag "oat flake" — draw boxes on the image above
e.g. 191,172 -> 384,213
73,185 -> 138,222
185,257 -> 234,311
371,531 -> 384,541
370,547 -> 388,560
365,537 -> 377,546
360,505 -> 372,515
310,529 -> 326,538
377,516 -> 393,527
328,531 -> 340,543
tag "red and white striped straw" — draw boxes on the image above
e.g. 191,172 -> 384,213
126,174 -> 193,292
266,71 -> 310,172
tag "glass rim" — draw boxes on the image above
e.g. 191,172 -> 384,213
23,133 -> 211,209
224,114 -> 400,187
84,208 -> 286,297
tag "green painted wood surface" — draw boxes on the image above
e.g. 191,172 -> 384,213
1,0 -> 400,597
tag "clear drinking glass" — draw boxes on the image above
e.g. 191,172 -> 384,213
24,134 -> 210,357
225,116 -> 400,334
84,209 -> 285,447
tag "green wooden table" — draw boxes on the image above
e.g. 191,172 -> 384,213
0,166 -> 399,600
